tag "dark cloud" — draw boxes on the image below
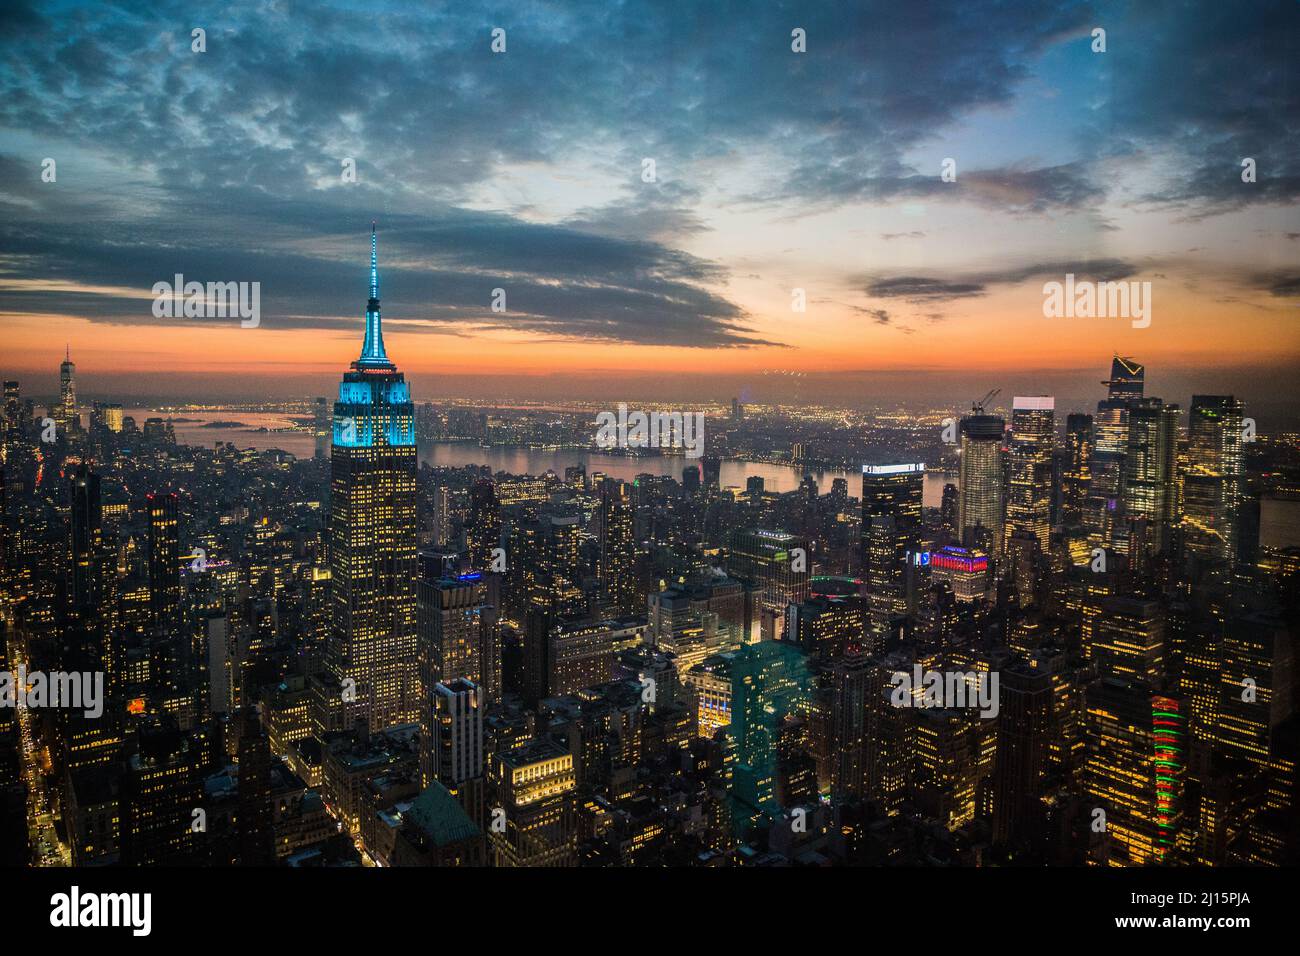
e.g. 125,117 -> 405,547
1251,271 -> 1300,299
863,258 -> 1139,302
771,160 -> 1104,215
849,306 -> 895,325
0,186 -> 773,347
865,278 -> 988,302
1102,0 -> 1300,217
0,0 -> 1294,348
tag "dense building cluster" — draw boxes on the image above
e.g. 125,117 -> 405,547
1,242 -> 1297,869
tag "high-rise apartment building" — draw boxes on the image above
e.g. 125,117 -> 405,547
599,480 -> 637,615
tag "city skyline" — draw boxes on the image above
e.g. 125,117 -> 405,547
2,0 -> 1299,914
0,1 -> 1297,406
2,171 -> 1296,879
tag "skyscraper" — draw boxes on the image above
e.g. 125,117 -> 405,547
1061,413 -> 1093,528
326,225 -> 418,730
861,463 -> 923,644
1086,357 -> 1145,553
829,652 -> 869,799
465,478 -> 501,572
68,465 -> 104,614
146,492 -> 180,634
1083,680 -> 1185,865
1004,397 -> 1055,552
59,465 -> 124,777
991,662 -> 1053,848
424,678 -> 484,791
1120,398 -> 1180,555
940,481 -> 959,535
488,739 -> 577,867
416,564 -> 499,703
57,345 -> 76,434
2,380 -> 18,426
433,486 -> 452,546
120,723 -> 204,865
725,528 -> 810,636
1091,596 -> 1165,683
236,707 -> 275,866
599,480 -> 637,615
1182,394 -> 1245,569
958,414 -> 1004,555
312,396 -> 330,459
726,640 -> 811,834
1104,355 -> 1145,402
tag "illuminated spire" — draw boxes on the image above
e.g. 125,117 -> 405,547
369,221 -> 379,301
356,221 -> 393,369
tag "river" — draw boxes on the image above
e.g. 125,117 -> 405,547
126,408 -> 951,506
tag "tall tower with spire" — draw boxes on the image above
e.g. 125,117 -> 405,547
322,224 -> 418,731
57,345 -> 77,434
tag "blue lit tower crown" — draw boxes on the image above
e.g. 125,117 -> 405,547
334,224 -> 415,447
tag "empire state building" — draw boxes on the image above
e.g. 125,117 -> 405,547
324,225 -> 418,731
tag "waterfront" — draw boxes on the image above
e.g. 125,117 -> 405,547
125,408 -> 950,506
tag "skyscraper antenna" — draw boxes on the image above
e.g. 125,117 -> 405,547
370,221 -> 378,302
356,222 -> 392,369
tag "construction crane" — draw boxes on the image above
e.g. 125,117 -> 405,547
971,388 -> 1000,415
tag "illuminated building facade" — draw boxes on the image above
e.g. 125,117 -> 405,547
119,724 -> 204,865
1083,679 -> 1185,866
488,739 -> 577,867
547,619 -> 616,695
725,640 -> 811,834
1119,398 -> 1180,557
326,226 -> 419,731
423,678 -> 484,791
929,545 -> 989,603
958,415 -> 1004,554
1062,412 -> 1093,528
1092,596 -> 1165,683
861,463 -> 923,643
725,528 -> 809,636
1005,397 -> 1055,552
598,480 -> 638,616
785,593 -> 866,659
685,652 -> 735,739
417,565 -> 499,702
57,346 -> 76,434
1182,394 -> 1245,569
1086,357 -> 1146,553
465,478 -> 502,572
648,578 -> 751,669
146,492 -> 180,634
